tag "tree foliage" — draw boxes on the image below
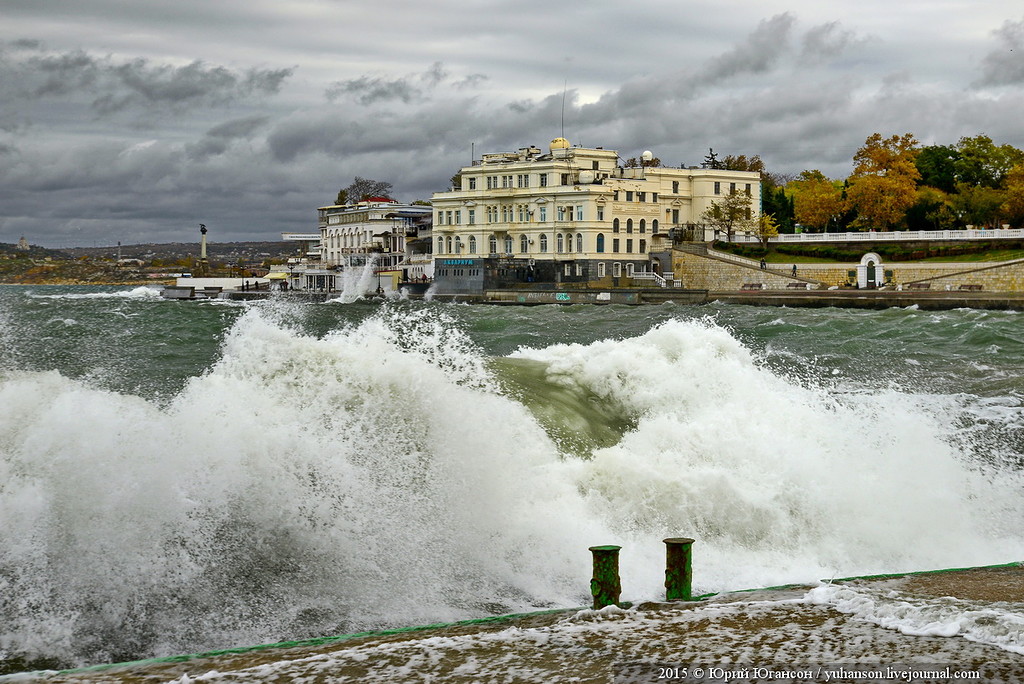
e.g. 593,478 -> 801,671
702,148 -> 723,169
1001,163 -> 1024,227
623,156 -> 662,168
790,170 -> 844,232
755,213 -> 779,247
846,133 -> 921,229
952,135 -> 1024,189
721,154 -> 766,173
334,176 -> 394,205
701,190 -> 754,241
950,182 -> 1005,228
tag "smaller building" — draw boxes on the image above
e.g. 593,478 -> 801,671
318,199 -> 432,274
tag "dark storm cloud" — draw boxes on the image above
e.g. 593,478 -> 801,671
0,41 -> 294,116
186,115 -> 269,160
700,13 -> 797,83
325,62 -> 454,104
4,3 -> 1024,248
976,17 -> 1024,87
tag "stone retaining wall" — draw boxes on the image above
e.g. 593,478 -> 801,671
681,248 -> 1024,292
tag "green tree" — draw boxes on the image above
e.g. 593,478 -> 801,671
701,190 -> 754,241
953,135 -> 1024,189
846,133 -> 921,230
950,182 -> 1005,228
1001,163 -> 1024,227
906,186 -> 954,231
761,185 -> 795,233
790,170 -> 844,232
915,144 -> 959,193
702,148 -> 723,169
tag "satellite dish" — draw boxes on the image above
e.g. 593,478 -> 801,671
641,150 -> 654,162
578,170 -> 595,184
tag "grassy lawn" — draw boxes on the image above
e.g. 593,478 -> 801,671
916,249 -> 1024,262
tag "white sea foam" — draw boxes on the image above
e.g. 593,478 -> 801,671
1,307 -> 1022,666
512,318 -> 1024,595
806,582 -> 1024,654
25,286 -> 163,300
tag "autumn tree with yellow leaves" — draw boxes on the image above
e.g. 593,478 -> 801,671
790,170 -> 844,232
845,133 -> 921,230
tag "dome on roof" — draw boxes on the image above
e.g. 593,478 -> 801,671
550,137 -> 570,150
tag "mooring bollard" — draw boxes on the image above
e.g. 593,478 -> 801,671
589,545 -> 622,609
664,537 -> 695,601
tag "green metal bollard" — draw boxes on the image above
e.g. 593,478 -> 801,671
664,537 -> 695,601
589,545 -> 622,609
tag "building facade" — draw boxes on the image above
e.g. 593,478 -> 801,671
317,198 -> 433,273
429,138 -> 762,295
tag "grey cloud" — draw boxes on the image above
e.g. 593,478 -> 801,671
326,75 -> 421,105
420,61 -> 448,86
700,13 -> 797,83
976,17 -> 1024,87
186,115 -> 269,160
454,74 -> 488,89
0,42 -> 294,116
325,62 -> 472,104
800,21 -> 862,60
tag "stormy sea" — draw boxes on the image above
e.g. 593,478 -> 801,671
1,284 -> 1022,673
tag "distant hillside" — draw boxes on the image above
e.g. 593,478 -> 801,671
0,240 -> 303,284
60,241 -> 300,262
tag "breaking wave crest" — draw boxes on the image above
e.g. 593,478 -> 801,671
1,304 -> 1022,667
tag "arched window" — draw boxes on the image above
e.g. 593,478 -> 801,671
468,235 -> 477,254
626,263 -> 635,276
639,219 -> 646,233
596,233 -> 605,253
454,238 -> 462,254
504,235 -> 513,253
446,236 -> 453,253
576,233 -> 583,252
437,237 -> 444,254
626,219 -> 633,234
520,234 -> 529,253
488,235 -> 498,254
613,262 -> 622,277
556,233 -> 564,253
539,234 -> 548,252
652,219 -> 659,233
613,218 -> 620,233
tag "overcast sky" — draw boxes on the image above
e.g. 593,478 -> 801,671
3,1 -> 1023,247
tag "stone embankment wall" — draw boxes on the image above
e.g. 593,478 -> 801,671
672,251 -> 812,290
675,248 -> 1024,292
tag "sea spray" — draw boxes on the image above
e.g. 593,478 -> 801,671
510,318 -> 1024,595
1,296 -> 1023,669
0,305 -> 608,667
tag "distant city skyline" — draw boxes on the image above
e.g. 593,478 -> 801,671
2,1 -> 1023,247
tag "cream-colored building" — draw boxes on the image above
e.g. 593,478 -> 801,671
429,138 -> 761,294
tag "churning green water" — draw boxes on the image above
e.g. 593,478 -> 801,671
1,284 -> 1022,669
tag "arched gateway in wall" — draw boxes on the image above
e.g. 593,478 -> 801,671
858,252 -> 884,289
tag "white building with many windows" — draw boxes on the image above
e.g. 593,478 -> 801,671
429,138 -> 761,294
317,198 -> 432,273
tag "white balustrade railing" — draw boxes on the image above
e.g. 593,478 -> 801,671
725,228 -> 1024,244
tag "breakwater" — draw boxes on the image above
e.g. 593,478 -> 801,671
453,288 -> 1024,310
